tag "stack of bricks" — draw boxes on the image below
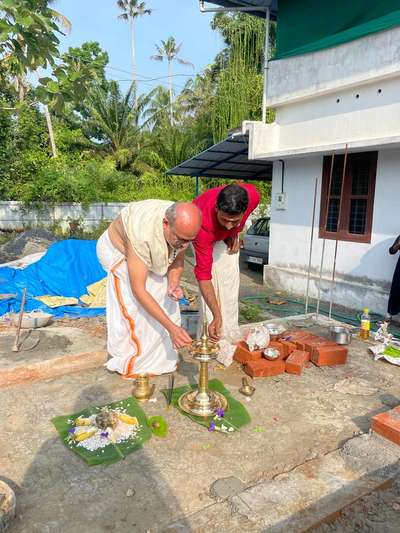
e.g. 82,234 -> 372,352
233,329 -> 348,378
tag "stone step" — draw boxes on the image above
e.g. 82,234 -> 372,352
166,433 -> 400,532
0,326 -> 106,388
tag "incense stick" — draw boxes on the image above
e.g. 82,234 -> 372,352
167,374 -> 175,407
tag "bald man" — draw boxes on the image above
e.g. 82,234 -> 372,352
97,200 -> 202,377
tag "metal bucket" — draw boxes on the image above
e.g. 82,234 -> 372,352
330,326 -> 352,345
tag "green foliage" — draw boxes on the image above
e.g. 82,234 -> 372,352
210,13 -> 266,142
0,98 -> 12,175
0,0 -> 62,77
37,41 -> 110,112
0,7 -> 276,209
240,302 -> 263,322
82,81 -> 151,170
1,155 -> 196,205
142,123 -> 206,172
117,0 -> 152,22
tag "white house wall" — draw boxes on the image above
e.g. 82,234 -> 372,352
246,75 -> 400,160
264,149 -> 400,314
245,26 -> 400,160
267,26 -> 400,108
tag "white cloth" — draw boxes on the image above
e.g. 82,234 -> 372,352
120,199 -> 174,276
96,230 -> 179,377
197,241 -> 240,366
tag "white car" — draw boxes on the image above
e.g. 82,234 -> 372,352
241,217 -> 270,268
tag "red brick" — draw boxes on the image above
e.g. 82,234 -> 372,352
233,342 -> 262,364
293,335 -> 315,351
304,336 -> 326,353
310,340 -> 337,357
280,339 -> 297,357
311,345 -> 348,366
371,406 -> 400,446
282,330 -> 309,340
244,359 -> 286,378
285,350 -> 311,375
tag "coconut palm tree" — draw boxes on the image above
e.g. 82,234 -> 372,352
142,85 -> 170,129
83,81 -> 151,170
117,0 -> 152,88
150,37 -> 194,124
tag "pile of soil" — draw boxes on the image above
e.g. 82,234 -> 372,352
0,229 -> 57,264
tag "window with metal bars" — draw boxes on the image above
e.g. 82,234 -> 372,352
319,152 -> 377,243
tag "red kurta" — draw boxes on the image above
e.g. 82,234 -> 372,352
193,184 -> 260,281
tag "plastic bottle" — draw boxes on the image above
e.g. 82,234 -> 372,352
360,308 -> 371,340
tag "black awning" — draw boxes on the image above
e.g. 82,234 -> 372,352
167,133 -> 272,181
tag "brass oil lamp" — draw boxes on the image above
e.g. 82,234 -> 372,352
178,317 -> 228,417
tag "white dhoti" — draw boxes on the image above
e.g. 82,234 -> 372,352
96,230 -> 179,378
197,241 -> 240,365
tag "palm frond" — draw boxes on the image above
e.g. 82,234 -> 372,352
177,58 -> 194,69
49,9 -> 72,33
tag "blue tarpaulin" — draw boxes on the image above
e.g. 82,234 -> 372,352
0,239 -> 106,318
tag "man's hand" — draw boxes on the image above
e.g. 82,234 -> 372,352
225,235 -> 240,255
168,324 -> 192,349
208,314 -> 222,341
167,284 -> 184,301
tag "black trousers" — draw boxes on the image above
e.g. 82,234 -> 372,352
388,255 -> 400,316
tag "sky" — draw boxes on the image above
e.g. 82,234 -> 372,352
55,0 -> 224,94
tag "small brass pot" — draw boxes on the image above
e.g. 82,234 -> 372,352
132,374 -> 155,401
239,377 -> 256,397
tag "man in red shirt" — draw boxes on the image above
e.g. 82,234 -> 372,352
193,183 -> 260,342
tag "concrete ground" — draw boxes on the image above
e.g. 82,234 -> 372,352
2,314 -> 400,532
2,253 -> 400,531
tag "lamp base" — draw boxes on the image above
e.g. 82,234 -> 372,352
178,389 -> 228,418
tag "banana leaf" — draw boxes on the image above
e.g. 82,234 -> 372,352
161,379 -> 251,432
52,397 -> 152,466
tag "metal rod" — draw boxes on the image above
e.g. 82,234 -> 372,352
315,153 -> 336,321
261,6 -> 271,123
12,288 -> 27,352
328,144 -> 348,320
315,238 -> 326,321
328,240 -> 339,320
305,178 -> 318,314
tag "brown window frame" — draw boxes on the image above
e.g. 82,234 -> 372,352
319,151 -> 377,243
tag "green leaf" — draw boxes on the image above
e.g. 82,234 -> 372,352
46,80 -> 59,93
38,76 -> 52,85
147,416 -> 168,438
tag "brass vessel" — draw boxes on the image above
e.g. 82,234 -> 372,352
178,317 -> 228,417
239,377 -> 256,397
132,374 -> 155,401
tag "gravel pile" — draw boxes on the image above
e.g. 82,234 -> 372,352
0,229 -> 57,264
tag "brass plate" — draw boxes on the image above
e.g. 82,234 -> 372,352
178,389 -> 228,418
